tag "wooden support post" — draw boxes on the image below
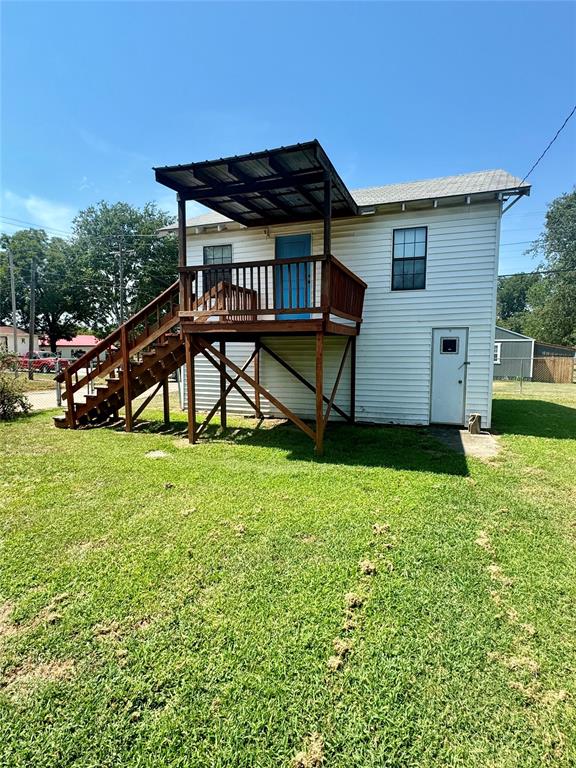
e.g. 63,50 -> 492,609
323,171 -> 332,256
64,368 -> 75,428
120,325 -> 132,432
315,331 -> 324,455
178,194 -> 188,310
321,171 -> 332,327
219,340 -> 227,429
350,336 -> 356,424
185,334 -> 196,444
163,378 -> 170,426
254,340 -> 261,417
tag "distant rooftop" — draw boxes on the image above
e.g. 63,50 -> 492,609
160,168 -> 529,231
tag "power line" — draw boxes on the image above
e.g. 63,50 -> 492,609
520,104 -> 576,184
498,267 -> 575,278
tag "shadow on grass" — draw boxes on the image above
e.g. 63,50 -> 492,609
492,399 -> 576,439
129,416 -> 470,476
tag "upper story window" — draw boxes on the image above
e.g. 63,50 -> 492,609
203,244 -> 232,293
203,244 -> 232,265
392,226 -> 427,291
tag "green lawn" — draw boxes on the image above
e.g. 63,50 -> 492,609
1,385 -> 575,767
13,373 -> 57,391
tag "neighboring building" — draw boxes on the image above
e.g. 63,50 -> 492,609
0,325 -> 40,355
39,334 -> 100,359
494,326 -> 575,382
494,326 -> 534,379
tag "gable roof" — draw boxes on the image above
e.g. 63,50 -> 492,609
495,325 -> 533,341
161,169 -> 528,231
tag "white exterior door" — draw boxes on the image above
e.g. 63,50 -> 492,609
430,328 -> 468,425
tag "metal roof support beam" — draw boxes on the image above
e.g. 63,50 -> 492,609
179,170 -> 327,202
266,155 -> 325,216
502,194 -> 523,215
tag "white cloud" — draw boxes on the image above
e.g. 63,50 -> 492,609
2,190 -> 76,235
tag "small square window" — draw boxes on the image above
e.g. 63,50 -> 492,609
441,337 -> 459,354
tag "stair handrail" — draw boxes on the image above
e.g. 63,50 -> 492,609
55,280 -> 180,383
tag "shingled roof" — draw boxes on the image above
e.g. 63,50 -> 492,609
160,169 -> 528,231
352,169 -> 527,206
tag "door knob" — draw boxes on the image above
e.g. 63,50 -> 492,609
458,379 -> 462,384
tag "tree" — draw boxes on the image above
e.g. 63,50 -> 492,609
0,229 -> 92,351
523,190 -> 576,346
36,238 -> 93,351
72,202 -> 177,335
0,228 -> 47,327
496,272 -> 541,333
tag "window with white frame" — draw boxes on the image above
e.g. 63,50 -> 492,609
494,342 -> 502,365
392,226 -> 427,290
203,244 -> 232,293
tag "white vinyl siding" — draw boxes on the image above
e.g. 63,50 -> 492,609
185,201 -> 501,428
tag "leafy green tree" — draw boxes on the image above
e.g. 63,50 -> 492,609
0,230 -> 93,351
0,228 -> 47,327
36,238 -> 93,351
523,190 -> 576,346
72,202 -> 177,335
496,272 -> 540,333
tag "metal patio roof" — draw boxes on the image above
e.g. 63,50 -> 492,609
153,140 -> 359,227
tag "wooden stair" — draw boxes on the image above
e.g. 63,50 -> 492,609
54,281 -> 184,429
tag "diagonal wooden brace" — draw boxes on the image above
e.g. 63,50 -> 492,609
132,380 -> 164,421
200,348 -> 261,416
259,342 -> 352,422
196,339 -> 315,441
324,337 -> 352,426
197,348 -> 259,436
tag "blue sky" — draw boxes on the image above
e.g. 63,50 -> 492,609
2,1 -> 575,275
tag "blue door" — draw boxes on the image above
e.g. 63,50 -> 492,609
275,234 -> 312,320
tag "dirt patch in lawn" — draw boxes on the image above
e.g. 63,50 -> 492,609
292,732 -> 324,767
2,659 -> 75,698
0,601 -> 18,640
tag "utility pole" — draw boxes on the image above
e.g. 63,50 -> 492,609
7,248 -> 18,376
28,254 -> 36,380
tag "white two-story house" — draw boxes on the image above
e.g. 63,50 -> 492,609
157,143 -> 529,439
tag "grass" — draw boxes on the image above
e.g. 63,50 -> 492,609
12,373 -> 57,392
1,384 -> 575,767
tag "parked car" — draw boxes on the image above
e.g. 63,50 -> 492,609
18,351 -> 70,373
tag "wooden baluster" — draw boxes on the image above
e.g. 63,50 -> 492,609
296,260 -> 300,312
312,260 -> 317,312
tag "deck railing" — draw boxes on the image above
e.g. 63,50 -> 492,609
179,254 -> 366,325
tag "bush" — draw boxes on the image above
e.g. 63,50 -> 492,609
0,351 -> 31,420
